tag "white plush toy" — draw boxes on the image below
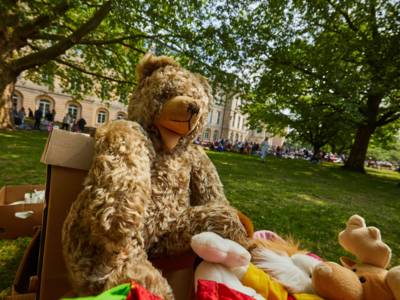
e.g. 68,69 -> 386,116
191,232 -> 323,300
191,232 -> 265,300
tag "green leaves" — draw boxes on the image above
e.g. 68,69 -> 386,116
239,0 -> 400,159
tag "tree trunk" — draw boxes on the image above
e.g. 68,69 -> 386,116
311,145 -> 321,162
344,125 -> 375,173
0,74 -> 16,130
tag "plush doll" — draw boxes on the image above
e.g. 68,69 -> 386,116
312,215 -> 400,300
191,232 -> 323,300
62,54 -> 249,299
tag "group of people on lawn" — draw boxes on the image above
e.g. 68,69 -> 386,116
11,104 -> 86,133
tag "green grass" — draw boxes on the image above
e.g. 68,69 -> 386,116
209,151 -> 400,265
1,130 -> 400,294
0,130 -> 48,186
0,130 -> 48,295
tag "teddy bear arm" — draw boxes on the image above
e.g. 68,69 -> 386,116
189,147 -> 229,206
63,120 -> 155,288
85,120 -> 154,243
387,266 -> 400,300
150,204 -> 248,256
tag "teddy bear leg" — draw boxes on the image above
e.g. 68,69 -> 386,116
151,204 -> 248,256
105,253 -> 175,300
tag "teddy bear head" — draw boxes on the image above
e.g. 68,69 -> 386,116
128,53 -> 212,151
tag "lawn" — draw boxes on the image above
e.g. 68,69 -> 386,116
1,129 -> 400,294
0,130 -> 48,295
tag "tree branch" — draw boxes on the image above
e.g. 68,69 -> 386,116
369,0 -> 380,42
10,1 -> 112,73
325,0 -> 359,33
78,33 -> 169,45
377,110 -> 400,126
55,58 -> 135,84
30,33 -> 66,41
9,2 -> 70,46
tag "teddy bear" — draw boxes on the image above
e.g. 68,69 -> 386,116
191,231 -> 323,300
62,53 -> 249,299
312,214 -> 400,300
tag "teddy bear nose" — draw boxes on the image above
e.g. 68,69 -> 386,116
359,276 -> 366,283
187,103 -> 199,115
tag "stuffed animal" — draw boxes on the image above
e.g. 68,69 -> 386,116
312,215 -> 400,300
192,232 -> 323,300
251,237 -> 321,294
62,53 -> 249,299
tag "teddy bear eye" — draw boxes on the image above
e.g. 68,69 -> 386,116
309,274 -> 312,279
352,268 -> 357,272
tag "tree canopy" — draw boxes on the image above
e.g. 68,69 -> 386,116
238,0 -> 400,172
0,0 -> 245,128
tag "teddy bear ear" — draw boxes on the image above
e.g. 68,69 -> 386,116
340,256 -> 357,269
136,53 -> 179,83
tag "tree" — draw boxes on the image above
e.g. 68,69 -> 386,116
0,1 -> 246,129
244,94 -> 354,156
367,121 -> 400,163
238,0 -> 400,172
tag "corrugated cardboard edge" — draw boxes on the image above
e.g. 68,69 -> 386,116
40,129 -> 94,171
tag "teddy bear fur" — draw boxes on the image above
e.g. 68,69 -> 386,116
62,53 -> 248,299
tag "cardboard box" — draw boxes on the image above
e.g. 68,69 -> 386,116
6,228 -> 41,300
36,129 -> 195,300
0,185 -> 44,239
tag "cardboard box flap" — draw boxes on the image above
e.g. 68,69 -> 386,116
41,129 -> 94,171
0,185 -> 44,239
0,185 -> 44,205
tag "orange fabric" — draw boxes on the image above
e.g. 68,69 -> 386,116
237,210 -> 254,238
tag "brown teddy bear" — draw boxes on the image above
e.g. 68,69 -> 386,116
62,53 -> 248,299
312,215 -> 400,300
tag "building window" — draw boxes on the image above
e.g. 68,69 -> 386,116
231,113 -> 236,127
213,130 -> 219,141
207,111 -> 213,124
236,116 -> 240,129
216,111 -> 221,125
39,99 -> 51,118
68,104 -> 79,120
230,132 -> 234,141
204,129 -> 210,140
235,133 -> 239,141
97,110 -> 108,124
117,112 -> 126,120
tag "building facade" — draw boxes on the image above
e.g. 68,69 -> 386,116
201,94 -> 285,147
12,79 -> 284,147
13,79 -> 128,128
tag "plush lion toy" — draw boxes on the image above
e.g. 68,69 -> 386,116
62,54 -> 248,299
